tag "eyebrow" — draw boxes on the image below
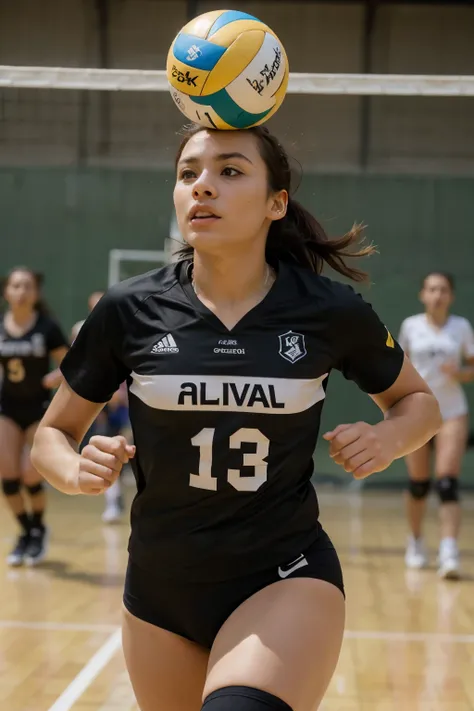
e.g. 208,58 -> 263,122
179,152 -> 254,166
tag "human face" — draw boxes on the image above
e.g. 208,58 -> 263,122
174,130 -> 287,256
420,274 -> 454,315
4,270 -> 38,312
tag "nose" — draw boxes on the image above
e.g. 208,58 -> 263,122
192,171 -> 217,200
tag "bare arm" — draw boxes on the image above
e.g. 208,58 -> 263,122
450,320 -> 474,382
325,355 -> 441,479
370,355 -> 441,458
456,364 -> 474,383
441,355 -> 474,384
42,345 -> 69,390
31,381 -> 105,494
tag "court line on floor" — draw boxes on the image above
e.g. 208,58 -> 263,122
47,628 -> 122,711
344,630 -> 474,643
2,619 -> 474,644
0,620 -> 118,632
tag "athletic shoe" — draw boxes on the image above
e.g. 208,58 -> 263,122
24,526 -> 49,566
405,536 -> 428,569
438,539 -> 461,580
6,533 -> 30,567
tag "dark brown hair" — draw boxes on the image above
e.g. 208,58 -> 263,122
422,271 -> 455,291
2,266 -> 49,314
175,124 -> 375,282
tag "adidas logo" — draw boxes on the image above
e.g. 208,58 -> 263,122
151,334 -> 179,354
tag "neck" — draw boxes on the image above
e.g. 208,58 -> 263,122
191,249 -> 272,305
7,308 -> 36,327
426,311 -> 449,327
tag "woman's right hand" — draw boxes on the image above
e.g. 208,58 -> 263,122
77,435 -> 135,495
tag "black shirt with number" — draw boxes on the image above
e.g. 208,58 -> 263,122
0,313 -> 68,403
61,260 -> 404,582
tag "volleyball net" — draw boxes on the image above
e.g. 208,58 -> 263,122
2,65 -> 474,94
1,65 -> 473,172
2,64 -> 473,487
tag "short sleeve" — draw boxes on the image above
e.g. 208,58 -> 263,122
461,319 -> 474,359
335,291 -> 405,394
60,291 -> 130,403
46,319 -> 69,352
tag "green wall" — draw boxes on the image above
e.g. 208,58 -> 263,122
1,168 -> 473,483
0,168 -> 174,327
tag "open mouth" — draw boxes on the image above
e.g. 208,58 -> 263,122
190,210 -> 221,224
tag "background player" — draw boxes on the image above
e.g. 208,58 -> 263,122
399,271 -> 474,578
72,290 -> 128,523
70,290 -> 105,343
32,126 -> 440,711
0,267 -> 68,566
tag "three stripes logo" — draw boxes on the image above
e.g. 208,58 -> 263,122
151,334 -> 179,354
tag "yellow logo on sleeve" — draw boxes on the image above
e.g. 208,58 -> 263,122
385,328 -> 395,348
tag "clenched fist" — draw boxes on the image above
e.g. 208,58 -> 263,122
77,435 -> 135,495
323,422 -> 395,480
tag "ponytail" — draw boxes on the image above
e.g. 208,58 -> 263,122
266,197 -> 375,283
32,271 -> 50,315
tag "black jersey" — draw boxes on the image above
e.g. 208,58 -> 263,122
0,313 -> 68,402
61,260 -> 404,582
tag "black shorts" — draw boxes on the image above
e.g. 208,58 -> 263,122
0,398 -> 49,431
123,529 -> 344,650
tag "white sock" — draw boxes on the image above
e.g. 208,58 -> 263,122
440,537 -> 458,554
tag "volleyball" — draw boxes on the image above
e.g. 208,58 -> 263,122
166,9 -> 289,130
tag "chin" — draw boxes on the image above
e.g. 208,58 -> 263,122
185,230 -> 232,252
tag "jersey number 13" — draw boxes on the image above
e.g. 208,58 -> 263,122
190,427 -> 269,492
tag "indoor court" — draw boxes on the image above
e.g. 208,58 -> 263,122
1,1 -> 474,710
1,485 -> 473,711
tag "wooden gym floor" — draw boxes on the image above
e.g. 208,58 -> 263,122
1,485 -> 473,711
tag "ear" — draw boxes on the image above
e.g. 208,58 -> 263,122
267,189 -> 288,222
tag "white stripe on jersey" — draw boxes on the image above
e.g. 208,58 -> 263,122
130,373 -> 328,414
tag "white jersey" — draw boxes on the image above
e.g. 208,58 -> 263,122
398,313 -> 474,419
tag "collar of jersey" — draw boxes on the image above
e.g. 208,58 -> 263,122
178,258 -> 290,334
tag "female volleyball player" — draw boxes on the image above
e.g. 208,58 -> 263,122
399,272 -> 474,578
0,267 -> 68,565
32,126 -> 440,711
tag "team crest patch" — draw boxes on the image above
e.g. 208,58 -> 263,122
278,331 -> 307,364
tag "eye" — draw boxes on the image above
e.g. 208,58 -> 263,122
222,167 -> 242,177
179,169 -> 196,180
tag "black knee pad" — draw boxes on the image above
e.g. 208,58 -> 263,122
202,687 -> 293,711
436,476 -> 459,503
25,482 -> 44,496
2,479 -> 21,497
407,479 -> 431,500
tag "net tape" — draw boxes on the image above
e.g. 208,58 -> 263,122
0,65 -> 473,96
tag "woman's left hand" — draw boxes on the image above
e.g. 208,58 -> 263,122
323,421 -> 397,479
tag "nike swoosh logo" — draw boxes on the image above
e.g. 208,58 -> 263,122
278,554 -> 309,579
